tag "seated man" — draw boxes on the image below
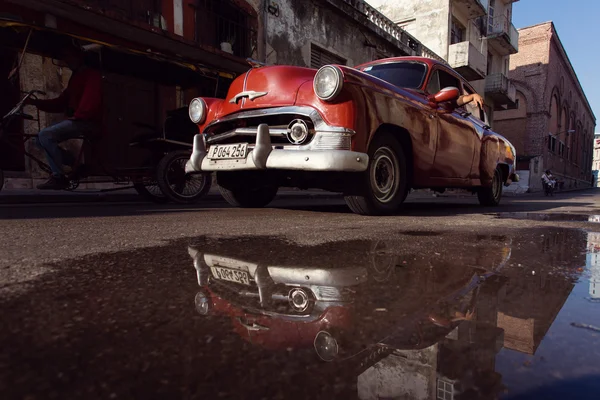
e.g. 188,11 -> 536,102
542,169 -> 556,189
26,43 -> 102,190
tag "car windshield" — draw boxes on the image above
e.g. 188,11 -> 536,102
360,62 -> 427,89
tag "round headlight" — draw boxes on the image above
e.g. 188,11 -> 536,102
189,98 -> 207,124
194,290 -> 211,315
313,65 -> 343,101
314,331 -> 339,362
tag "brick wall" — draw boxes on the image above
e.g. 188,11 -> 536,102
494,22 -> 596,191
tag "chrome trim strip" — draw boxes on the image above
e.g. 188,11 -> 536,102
206,127 -> 288,144
204,106 -> 353,134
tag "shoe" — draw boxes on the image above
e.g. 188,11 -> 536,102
62,165 -> 73,175
37,176 -> 68,190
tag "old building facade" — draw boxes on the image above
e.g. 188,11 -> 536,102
593,134 -> 600,187
494,22 -> 596,192
0,0 -> 440,187
366,0 -> 520,125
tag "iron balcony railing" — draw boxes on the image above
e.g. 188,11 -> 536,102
485,72 -> 516,99
487,14 -> 519,52
335,0 -> 446,63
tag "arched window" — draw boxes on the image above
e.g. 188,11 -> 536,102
559,106 -> 568,157
575,121 -> 583,165
568,113 -> 576,160
548,94 -> 560,153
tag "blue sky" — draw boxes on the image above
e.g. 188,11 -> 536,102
512,0 -> 598,131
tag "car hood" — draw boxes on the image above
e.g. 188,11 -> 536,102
217,66 -> 317,116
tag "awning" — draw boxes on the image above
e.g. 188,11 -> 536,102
0,19 -> 238,88
6,0 -> 253,75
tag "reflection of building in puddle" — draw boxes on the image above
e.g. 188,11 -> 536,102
358,278 -> 507,400
497,229 -> 586,354
587,232 -> 600,300
188,231 -> 588,399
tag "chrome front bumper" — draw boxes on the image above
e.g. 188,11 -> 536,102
185,124 -> 369,173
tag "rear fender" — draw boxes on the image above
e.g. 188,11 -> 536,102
479,137 -> 514,186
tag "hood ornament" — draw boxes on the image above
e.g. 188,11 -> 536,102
229,90 -> 268,104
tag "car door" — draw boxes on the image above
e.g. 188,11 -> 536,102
462,86 -> 489,180
427,68 -> 478,180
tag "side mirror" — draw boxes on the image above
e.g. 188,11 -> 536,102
428,87 -> 460,105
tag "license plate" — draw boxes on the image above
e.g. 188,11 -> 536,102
207,143 -> 248,160
210,266 -> 250,285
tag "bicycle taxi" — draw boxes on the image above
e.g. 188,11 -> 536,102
0,20 -> 231,203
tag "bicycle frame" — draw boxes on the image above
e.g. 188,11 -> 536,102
0,90 -> 53,175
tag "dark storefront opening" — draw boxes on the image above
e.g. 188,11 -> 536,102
0,48 -> 25,171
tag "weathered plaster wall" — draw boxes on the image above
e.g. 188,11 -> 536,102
366,0 -> 451,60
265,0 -> 412,68
357,347 -> 438,400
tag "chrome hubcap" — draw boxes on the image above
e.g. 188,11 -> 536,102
370,147 -> 399,203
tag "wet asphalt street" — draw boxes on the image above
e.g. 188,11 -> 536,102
1,190 -> 600,399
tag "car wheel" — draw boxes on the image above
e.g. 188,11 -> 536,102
217,173 -> 278,208
157,150 -> 212,204
344,135 -> 408,216
133,181 -> 169,204
477,167 -> 503,206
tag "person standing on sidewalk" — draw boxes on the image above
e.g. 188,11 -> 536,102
26,42 -> 103,190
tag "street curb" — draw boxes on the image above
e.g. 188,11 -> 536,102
0,191 -> 342,205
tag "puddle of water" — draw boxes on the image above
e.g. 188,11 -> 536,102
497,212 -> 600,223
1,229 -> 599,399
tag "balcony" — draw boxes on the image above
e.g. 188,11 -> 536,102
453,0 -> 487,19
329,0 -> 446,63
485,73 -> 517,110
486,15 -> 519,55
7,0 -> 253,73
449,41 -> 486,80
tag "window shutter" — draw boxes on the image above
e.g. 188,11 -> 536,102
310,45 -> 346,69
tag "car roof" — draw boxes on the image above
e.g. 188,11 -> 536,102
354,56 -> 442,70
354,56 -> 476,92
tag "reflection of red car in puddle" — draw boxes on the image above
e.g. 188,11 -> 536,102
188,237 -> 512,362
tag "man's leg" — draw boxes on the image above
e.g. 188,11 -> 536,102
36,120 -> 88,190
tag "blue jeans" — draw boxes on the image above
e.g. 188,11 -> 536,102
36,119 -> 97,177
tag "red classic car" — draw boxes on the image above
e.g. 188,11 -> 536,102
185,56 -> 518,215
187,235 -> 512,362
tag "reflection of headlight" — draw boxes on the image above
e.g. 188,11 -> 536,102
313,65 -> 343,101
194,291 -> 211,315
189,98 -> 207,124
314,331 -> 339,362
